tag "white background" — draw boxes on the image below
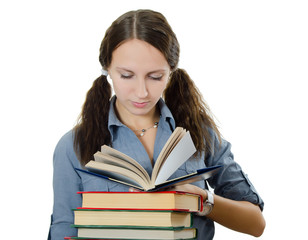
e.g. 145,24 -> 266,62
1,0 -> 307,239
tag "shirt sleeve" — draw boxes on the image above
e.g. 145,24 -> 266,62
206,131 -> 264,211
48,131 -> 82,239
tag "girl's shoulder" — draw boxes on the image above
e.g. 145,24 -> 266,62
55,130 -> 75,151
53,129 -> 80,166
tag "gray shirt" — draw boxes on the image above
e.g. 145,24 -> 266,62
48,96 -> 264,240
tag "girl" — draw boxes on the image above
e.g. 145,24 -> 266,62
49,9 -> 265,240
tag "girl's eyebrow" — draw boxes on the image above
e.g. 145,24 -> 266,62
116,67 -> 168,74
116,67 -> 134,73
148,69 -> 168,75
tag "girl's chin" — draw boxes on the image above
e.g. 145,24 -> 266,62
128,106 -> 155,116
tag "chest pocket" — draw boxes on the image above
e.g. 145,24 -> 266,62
168,155 -> 207,189
80,173 -> 107,192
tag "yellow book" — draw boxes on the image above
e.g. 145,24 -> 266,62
73,209 -> 193,228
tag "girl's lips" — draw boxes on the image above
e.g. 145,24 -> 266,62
132,101 -> 148,108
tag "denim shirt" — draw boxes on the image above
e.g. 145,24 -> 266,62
48,96 -> 264,240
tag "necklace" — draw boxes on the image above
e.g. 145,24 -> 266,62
133,122 -> 159,137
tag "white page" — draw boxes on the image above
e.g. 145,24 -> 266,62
101,145 -> 150,182
86,161 -> 148,189
154,131 -> 196,185
94,152 -> 150,184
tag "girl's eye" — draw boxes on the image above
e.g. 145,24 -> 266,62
121,74 -> 133,79
120,74 -> 163,80
149,75 -> 163,81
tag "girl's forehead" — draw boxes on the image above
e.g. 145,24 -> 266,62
110,39 -> 170,72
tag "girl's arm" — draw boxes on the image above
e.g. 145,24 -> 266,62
172,184 -> 266,237
49,132 -> 82,239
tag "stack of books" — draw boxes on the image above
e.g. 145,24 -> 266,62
65,191 -> 203,239
64,127 -> 221,239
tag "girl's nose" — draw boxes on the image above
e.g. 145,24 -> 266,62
136,79 -> 148,98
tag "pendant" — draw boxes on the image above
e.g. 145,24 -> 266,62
134,122 -> 159,137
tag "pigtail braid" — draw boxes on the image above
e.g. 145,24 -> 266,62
163,68 -> 221,156
74,75 -> 112,165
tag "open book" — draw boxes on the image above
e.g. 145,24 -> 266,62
76,127 -> 222,191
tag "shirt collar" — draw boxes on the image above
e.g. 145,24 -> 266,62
157,98 -> 175,130
108,96 -> 124,128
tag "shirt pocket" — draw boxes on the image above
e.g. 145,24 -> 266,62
169,156 -> 207,189
107,181 -> 131,192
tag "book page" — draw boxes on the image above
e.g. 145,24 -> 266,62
151,127 -> 183,182
86,161 -> 150,190
94,151 -> 151,185
101,145 -> 150,182
156,130 -> 186,171
154,131 -> 196,185
76,167 -> 144,190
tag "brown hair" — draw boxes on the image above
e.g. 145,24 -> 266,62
74,9 -> 221,165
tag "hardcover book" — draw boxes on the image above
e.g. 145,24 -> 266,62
72,226 -> 197,239
73,208 -> 193,228
78,191 -> 202,212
